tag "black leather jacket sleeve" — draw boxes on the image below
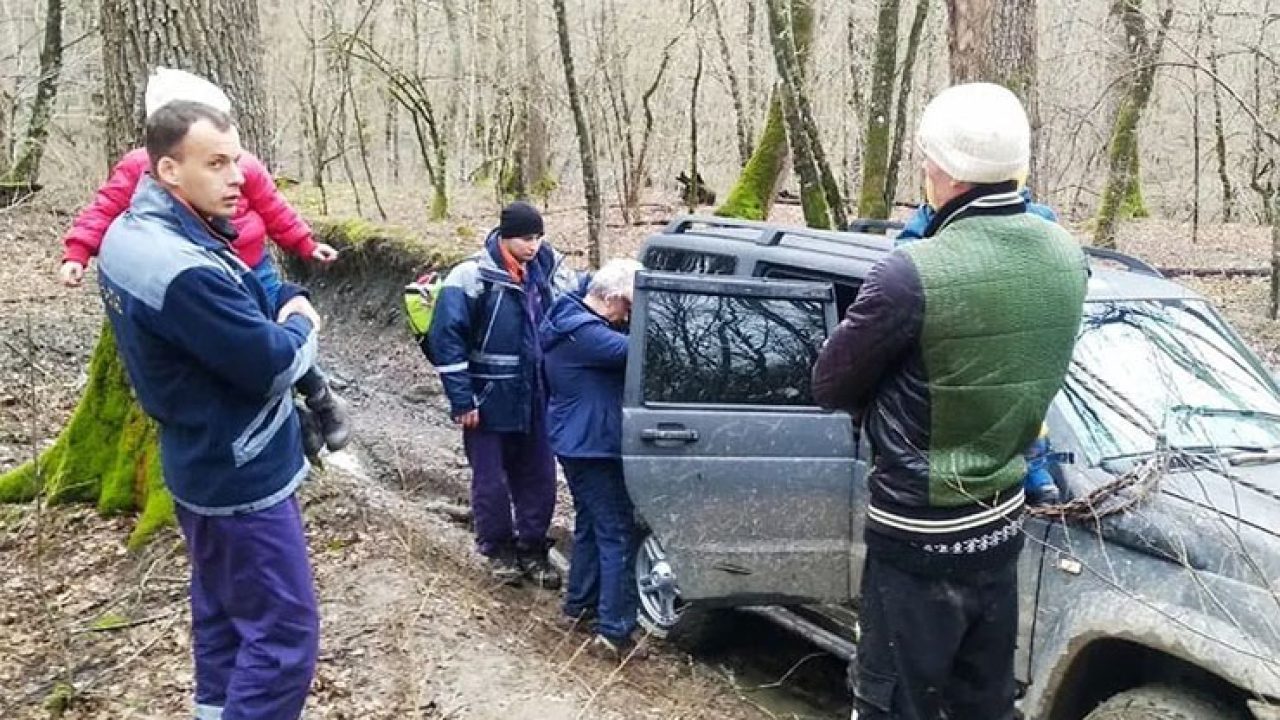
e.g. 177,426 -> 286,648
812,251 -> 925,415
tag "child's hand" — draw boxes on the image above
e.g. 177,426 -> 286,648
59,261 -> 85,287
311,244 -> 339,264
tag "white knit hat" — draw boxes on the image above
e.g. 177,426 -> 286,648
916,83 -> 1029,184
144,67 -> 232,118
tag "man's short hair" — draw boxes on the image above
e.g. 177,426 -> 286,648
144,100 -> 234,173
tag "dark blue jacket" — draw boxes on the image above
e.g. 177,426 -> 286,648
896,188 -> 1058,244
427,231 -> 577,433
540,291 -> 629,458
98,176 -> 316,516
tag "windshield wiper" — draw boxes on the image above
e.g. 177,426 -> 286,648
1168,405 -> 1280,425
1101,443 -> 1280,472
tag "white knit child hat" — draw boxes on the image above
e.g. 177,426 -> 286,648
144,67 -> 232,118
915,83 -> 1029,184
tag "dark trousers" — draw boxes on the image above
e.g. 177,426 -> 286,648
560,458 -> 639,641
176,496 -> 319,720
853,552 -> 1019,720
462,417 -> 556,557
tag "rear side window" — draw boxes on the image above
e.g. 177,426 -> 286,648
642,289 -> 826,406
643,247 -> 737,275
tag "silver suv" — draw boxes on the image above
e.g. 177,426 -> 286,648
621,215 -> 1280,719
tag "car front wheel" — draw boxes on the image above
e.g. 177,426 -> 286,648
633,531 -> 725,648
1084,684 -> 1245,719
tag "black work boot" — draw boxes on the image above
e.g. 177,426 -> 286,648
486,545 -> 524,587
306,385 -> 352,452
517,542 -> 562,590
296,403 -> 325,459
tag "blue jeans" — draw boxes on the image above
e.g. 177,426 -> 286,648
561,457 -> 639,641
252,256 -> 283,310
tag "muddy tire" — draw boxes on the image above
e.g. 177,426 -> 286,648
1085,685 -> 1244,720
634,532 -> 728,649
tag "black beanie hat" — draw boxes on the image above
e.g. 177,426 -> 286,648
498,201 -> 544,239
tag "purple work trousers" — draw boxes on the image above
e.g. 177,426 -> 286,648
176,496 -> 319,720
463,412 -> 557,557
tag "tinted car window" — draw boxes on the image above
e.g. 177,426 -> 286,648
643,247 -> 737,275
643,289 -> 826,405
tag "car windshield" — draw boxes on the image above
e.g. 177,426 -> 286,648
1058,299 -> 1280,463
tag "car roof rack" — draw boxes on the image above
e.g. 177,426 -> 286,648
1084,246 -> 1164,278
844,218 -> 904,234
663,214 -> 886,252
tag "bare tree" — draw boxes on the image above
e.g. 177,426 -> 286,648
708,0 -> 753,166
522,7 -> 551,198
347,34 -> 450,219
1093,0 -> 1174,248
765,0 -> 845,229
883,0 -> 930,213
552,0 -> 603,267
3,0 -> 62,186
857,0 -> 901,219
293,0 -> 344,215
1205,7 -> 1234,222
688,46 -> 704,213
718,0 -> 817,222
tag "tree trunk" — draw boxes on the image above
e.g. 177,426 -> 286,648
766,0 -> 827,228
716,93 -> 788,221
1093,1 -> 1173,248
0,326 -> 168,549
709,0 -> 753,166
522,6 -> 550,199
766,0 -> 845,230
688,48 -> 703,213
0,0 -> 269,548
1206,12 -> 1234,222
1271,183 -> 1280,319
946,0 -> 1040,185
718,0 -> 820,223
625,37 -> 679,216
4,0 -> 62,185
552,0 -> 603,268
883,0 -> 929,211
101,0 -> 273,167
857,0 -> 901,219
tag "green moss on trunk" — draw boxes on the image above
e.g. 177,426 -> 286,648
0,324 -> 172,546
430,185 -> 449,221
857,0 -> 901,220
716,94 -> 788,221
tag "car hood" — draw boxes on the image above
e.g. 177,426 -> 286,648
1075,463 -> 1280,593
1161,463 -> 1280,540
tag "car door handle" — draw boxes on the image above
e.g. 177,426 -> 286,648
641,427 -> 700,443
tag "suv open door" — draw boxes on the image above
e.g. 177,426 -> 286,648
622,271 -> 862,608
